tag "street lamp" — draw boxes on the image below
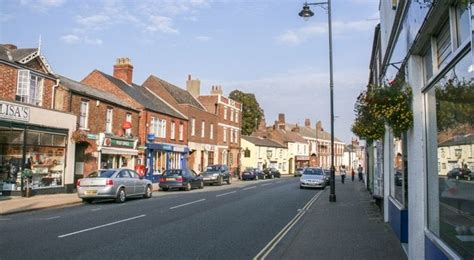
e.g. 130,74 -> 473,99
298,0 -> 336,202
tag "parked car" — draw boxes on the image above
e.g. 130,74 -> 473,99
294,168 -> 304,177
254,168 -> 265,180
159,168 -> 204,191
323,169 -> 331,185
300,167 -> 326,189
77,168 -> 153,203
202,164 -> 232,185
447,167 -> 473,180
264,167 -> 281,179
242,167 -> 257,180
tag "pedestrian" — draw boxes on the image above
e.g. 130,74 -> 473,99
358,164 -> 363,182
351,169 -> 355,182
341,168 -> 346,184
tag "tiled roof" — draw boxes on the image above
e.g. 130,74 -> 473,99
242,135 -> 286,148
272,128 -> 307,143
97,71 -> 187,120
59,75 -> 137,110
147,75 -> 204,110
285,123 -> 343,143
439,134 -> 474,147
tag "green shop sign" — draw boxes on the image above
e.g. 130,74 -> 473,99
111,139 -> 134,148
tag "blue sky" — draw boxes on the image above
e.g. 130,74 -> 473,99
0,0 -> 379,143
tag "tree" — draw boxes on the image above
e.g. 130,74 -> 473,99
229,90 -> 264,135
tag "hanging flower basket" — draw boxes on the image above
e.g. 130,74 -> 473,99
72,129 -> 88,143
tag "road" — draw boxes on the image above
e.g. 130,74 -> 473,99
0,177 -> 322,259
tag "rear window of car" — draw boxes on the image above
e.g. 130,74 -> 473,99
303,168 -> 323,175
163,169 -> 182,176
88,170 -> 115,178
206,165 -> 221,171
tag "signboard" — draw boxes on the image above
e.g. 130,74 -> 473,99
87,134 -> 98,140
103,136 -> 135,148
295,156 -> 309,161
0,101 -> 30,122
147,133 -> 155,141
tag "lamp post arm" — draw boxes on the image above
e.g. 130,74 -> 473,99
306,1 -> 329,10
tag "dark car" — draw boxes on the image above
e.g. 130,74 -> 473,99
323,169 -> 331,184
447,167 -> 472,180
202,164 -> 232,185
159,168 -> 204,191
242,167 -> 257,180
254,168 -> 265,180
264,168 -> 281,179
394,171 -> 402,186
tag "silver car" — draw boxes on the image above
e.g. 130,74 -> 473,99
77,168 -> 153,203
300,167 -> 326,189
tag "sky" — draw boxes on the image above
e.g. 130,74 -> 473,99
0,0 -> 379,144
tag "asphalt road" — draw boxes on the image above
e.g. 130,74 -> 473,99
0,177 -> 322,259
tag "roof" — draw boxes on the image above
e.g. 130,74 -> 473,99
0,45 -> 38,63
147,75 -> 204,110
270,128 -> 307,143
242,136 -> 286,148
439,134 -> 474,147
285,123 -> 343,143
59,75 -> 137,111
96,71 -> 186,120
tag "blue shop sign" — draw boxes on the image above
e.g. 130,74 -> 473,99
147,133 -> 155,141
146,142 -> 189,153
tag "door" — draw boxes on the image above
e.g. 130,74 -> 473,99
130,170 -> 145,195
117,170 -> 134,195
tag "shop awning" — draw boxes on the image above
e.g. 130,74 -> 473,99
101,147 -> 139,156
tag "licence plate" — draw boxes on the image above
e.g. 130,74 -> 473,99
85,190 -> 97,195
203,177 -> 210,180
165,178 -> 175,181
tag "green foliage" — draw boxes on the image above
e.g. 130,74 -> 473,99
229,90 -> 264,135
435,79 -> 474,131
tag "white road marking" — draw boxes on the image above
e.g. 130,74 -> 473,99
254,190 -> 323,259
216,191 -> 237,197
91,208 -> 102,211
0,218 -> 11,221
261,183 -> 272,187
243,186 -> 257,191
58,214 -> 146,238
169,199 -> 206,210
44,216 -> 61,220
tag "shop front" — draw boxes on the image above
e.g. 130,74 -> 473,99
0,100 -> 76,196
295,155 -> 309,169
145,141 -> 189,179
187,142 -> 216,173
97,133 -> 138,170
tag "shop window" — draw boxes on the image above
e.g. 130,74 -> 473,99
436,20 -> 452,69
0,128 -> 24,190
390,136 -> 407,206
426,53 -> 473,258
208,151 -> 214,165
79,100 -> 89,129
191,118 -> 195,136
16,70 -> 43,106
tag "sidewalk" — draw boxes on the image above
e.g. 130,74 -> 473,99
269,178 -> 407,260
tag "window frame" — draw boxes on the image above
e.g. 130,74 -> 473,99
105,107 -> 113,133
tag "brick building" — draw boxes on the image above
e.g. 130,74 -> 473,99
81,58 -> 189,178
198,86 -> 242,174
58,76 -> 140,178
143,74 -> 218,173
0,44 -> 76,195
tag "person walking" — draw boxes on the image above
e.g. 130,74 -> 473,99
358,164 -> 363,182
351,169 -> 355,182
341,168 -> 346,184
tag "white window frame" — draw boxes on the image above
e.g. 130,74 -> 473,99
224,107 -> 228,120
79,100 -> 89,129
171,121 -> 176,139
191,118 -> 195,136
125,113 -> 132,136
161,119 -> 167,138
230,109 -> 234,122
106,108 -> 113,133
223,127 -> 227,143
16,70 -> 44,106
210,123 -> 214,140
201,120 -> 205,138
179,123 -> 184,141
235,111 -> 239,123
230,129 -> 234,143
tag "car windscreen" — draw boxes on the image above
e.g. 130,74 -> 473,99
206,165 -> 221,171
163,170 -> 182,176
303,168 -> 324,175
88,170 -> 116,178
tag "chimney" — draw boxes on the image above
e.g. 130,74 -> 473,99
316,121 -> 323,131
304,118 -> 311,127
277,113 -> 285,130
2,44 -> 17,50
210,85 -> 223,95
186,74 -> 201,97
113,57 -> 134,85
292,124 -> 300,133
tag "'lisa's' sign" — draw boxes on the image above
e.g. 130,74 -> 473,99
0,101 -> 30,122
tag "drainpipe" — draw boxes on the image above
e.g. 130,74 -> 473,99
51,78 -> 60,110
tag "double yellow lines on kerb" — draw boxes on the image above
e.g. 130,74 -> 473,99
253,190 -> 323,260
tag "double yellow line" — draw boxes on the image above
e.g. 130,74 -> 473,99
253,190 -> 324,259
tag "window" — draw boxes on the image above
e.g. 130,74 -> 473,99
235,130 -> 238,143
244,148 -> 251,158
230,109 -> 234,122
125,113 -> 132,136
223,127 -> 227,142
106,108 -> 113,133
179,123 -> 184,141
79,100 -> 89,129
201,120 -> 205,138
210,123 -> 214,140
390,136 -> 406,206
16,70 -> 43,106
224,107 -> 228,120
191,118 -> 195,136
423,45 -> 433,84
456,4 -> 470,47
235,111 -> 239,123
160,119 -> 166,138
426,53 -> 474,258
436,20 -> 452,68
230,129 -> 234,143
171,121 -> 176,139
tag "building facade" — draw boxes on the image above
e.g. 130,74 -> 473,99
241,135 -> 288,174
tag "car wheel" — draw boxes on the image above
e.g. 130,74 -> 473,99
185,182 -> 192,191
300,185 -> 304,189
227,176 -> 232,185
217,176 -> 223,186
82,198 -> 93,204
116,188 -> 126,203
271,174 -> 274,179
144,185 -> 152,198
199,180 -> 204,189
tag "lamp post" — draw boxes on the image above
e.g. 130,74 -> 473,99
299,0 -> 336,202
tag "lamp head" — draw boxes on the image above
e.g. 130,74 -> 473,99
299,4 -> 314,21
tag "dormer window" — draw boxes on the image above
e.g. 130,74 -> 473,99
16,70 -> 44,106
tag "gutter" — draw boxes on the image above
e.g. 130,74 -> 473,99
51,78 -> 59,110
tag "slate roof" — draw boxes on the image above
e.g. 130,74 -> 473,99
285,123 -> 343,143
0,45 -> 37,63
96,71 -> 186,120
242,136 -> 286,148
59,75 -> 137,110
439,134 -> 474,147
147,75 -> 204,110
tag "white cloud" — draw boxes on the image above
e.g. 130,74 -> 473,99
84,37 -> 103,45
60,34 -> 102,45
60,34 -> 80,44
76,14 -> 111,28
277,19 -> 378,45
195,35 -> 211,42
146,15 -> 178,34
20,0 -> 65,11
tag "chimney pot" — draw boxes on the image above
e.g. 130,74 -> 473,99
113,57 -> 134,84
2,44 -> 17,50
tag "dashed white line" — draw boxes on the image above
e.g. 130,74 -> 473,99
216,191 -> 237,197
44,216 -> 61,220
91,208 -> 102,211
170,199 -> 206,210
58,214 -> 146,238
243,186 -> 257,191
0,218 -> 11,221
261,183 -> 272,187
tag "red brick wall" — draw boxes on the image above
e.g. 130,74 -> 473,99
0,64 -> 17,101
139,110 -> 188,146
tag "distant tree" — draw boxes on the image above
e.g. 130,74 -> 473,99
229,90 -> 264,135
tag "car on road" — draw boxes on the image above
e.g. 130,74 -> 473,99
294,168 -> 304,177
447,167 -> 473,180
255,168 -> 265,180
202,164 -> 232,185
300,167 -> 326,189
323,169 -> 331,185
159,168 -> 204,191
77,168 -> 153,203
242,167 -> 257,180
264,167 -> 281,179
